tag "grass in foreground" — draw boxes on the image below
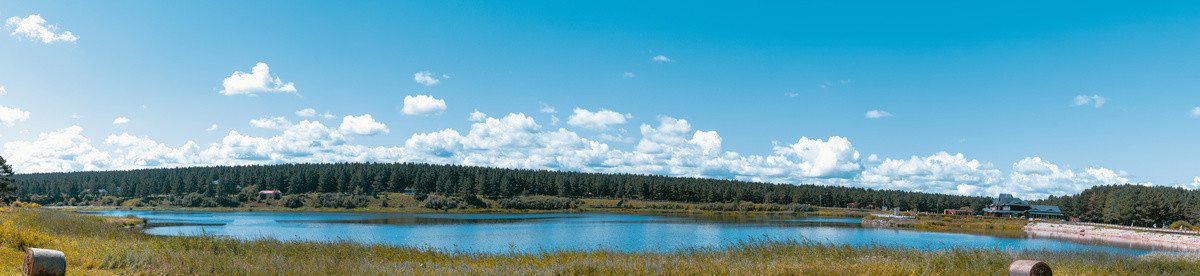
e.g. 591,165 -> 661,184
0,208 -> 1198,275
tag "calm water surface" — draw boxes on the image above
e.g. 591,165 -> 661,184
80,210 -> 1180,255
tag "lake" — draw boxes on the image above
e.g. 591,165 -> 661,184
80,210 -> 1181,255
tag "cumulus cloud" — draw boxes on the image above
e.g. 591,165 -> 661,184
567,108 -> 632,130
321,112 -> 336,119
865,110 -> 892,119
0,85 -> 6,95
652,55 -> 672,62
5,14 -> 77,44
469,109 -> 487,122
1004,157 -> 1129,199
207,124 -> 219,131
1190,107 -> 1200,118
401,95 -> 447,115
0,105 -> 30,126
296,108 -> 317,117
858,152 -> 1001,195
2,126 -> 110,172
338,114 -> 389,136
220,63 -> 297,95
623,72 -> 635,78
1072,94 -> 1106,108
414,71 -> 441,86
112,117 -> 130,125
249,117 -> 291,129
0,110 -> 1136,200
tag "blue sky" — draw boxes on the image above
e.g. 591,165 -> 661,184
2,1 -> 1199,199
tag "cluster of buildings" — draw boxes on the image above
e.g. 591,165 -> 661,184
943,194 -> 1064,220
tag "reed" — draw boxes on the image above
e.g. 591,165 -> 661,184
0,208 -> 1197,275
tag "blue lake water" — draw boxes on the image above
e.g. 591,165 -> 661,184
79,210 -> 1181,255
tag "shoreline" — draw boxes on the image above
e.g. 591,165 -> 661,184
1024,222 -> 1200,252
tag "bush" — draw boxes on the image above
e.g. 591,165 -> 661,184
283,196 -> 305,208
786,203 -> 817,213
422,195 -> 459,211
497,196 -> 579,210
1169,220 -> 1199,231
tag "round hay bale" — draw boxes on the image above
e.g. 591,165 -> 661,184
23,248 -> 65,276
1008,260 -> 1052,276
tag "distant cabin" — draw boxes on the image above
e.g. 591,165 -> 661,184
403,187 -> 415,195
258,190 -> 283,200
982,194 -> 1062,219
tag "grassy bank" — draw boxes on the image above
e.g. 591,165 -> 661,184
863,213 -> 1030,236
1,208 -> 1198,275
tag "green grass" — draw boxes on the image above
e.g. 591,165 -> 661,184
0,208 -> 1198,275
864,213 -> 1031,237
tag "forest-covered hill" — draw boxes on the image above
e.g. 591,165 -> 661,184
14,162 -> 988,212
13,162 -> 1199,227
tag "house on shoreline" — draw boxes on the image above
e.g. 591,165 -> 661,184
982,194 -> 1062,219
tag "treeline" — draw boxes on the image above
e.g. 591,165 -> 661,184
13,162 -> 989,212
1035,184 -> 1200,227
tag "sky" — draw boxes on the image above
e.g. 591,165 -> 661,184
1,1 -> 1199,199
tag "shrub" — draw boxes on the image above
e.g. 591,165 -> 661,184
497,196 -> 579,210
1169,220 -> 1199,231
422,195 -> 459,211
283,196 -> 305,208
786,203 -> 817,213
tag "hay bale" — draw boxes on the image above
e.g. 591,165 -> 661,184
23,248 -> 65,276
1008,260 -> 1052,276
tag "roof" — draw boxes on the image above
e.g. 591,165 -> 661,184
258,190 -> 282,194
1027,205 -> 1062,215
993,193 -> 1031,207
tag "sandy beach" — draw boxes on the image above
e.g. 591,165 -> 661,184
1025,222 -> 1200,252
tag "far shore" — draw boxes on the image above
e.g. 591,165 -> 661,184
1026,222 -> 1200,252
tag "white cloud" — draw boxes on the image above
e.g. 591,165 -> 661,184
1004,157 -> 1130,199
321,112 -> 336,119
1072,94 -> 1106,108
0,85 -> 6,95
766,136 -> 862,178
623,72 -> 635,78
539,103 -> 557,114
338,114 -> 389,136
652,55 -> 672,62
567,108 -> 632,130
2,126 -> 110,172
865,110 -> 892,119
296,108 -> 317,117
414,71 -> 441,86
785,92 -> 799,98
112,117 -> 130,125
249,117 -> 291,129
0,109 -> 1142,200
0,105 -> 30,126
5,14 -> 77,44
71,114 -> 84,119
220,63 -> 297,95
1190,107 -> 1200,118
206,124 -> 219,131
469,109 -> 487,122
401,95 -> 447,115
858,152 -> 1001,195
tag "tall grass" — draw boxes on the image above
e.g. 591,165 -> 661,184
0,208 -> 1198,275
